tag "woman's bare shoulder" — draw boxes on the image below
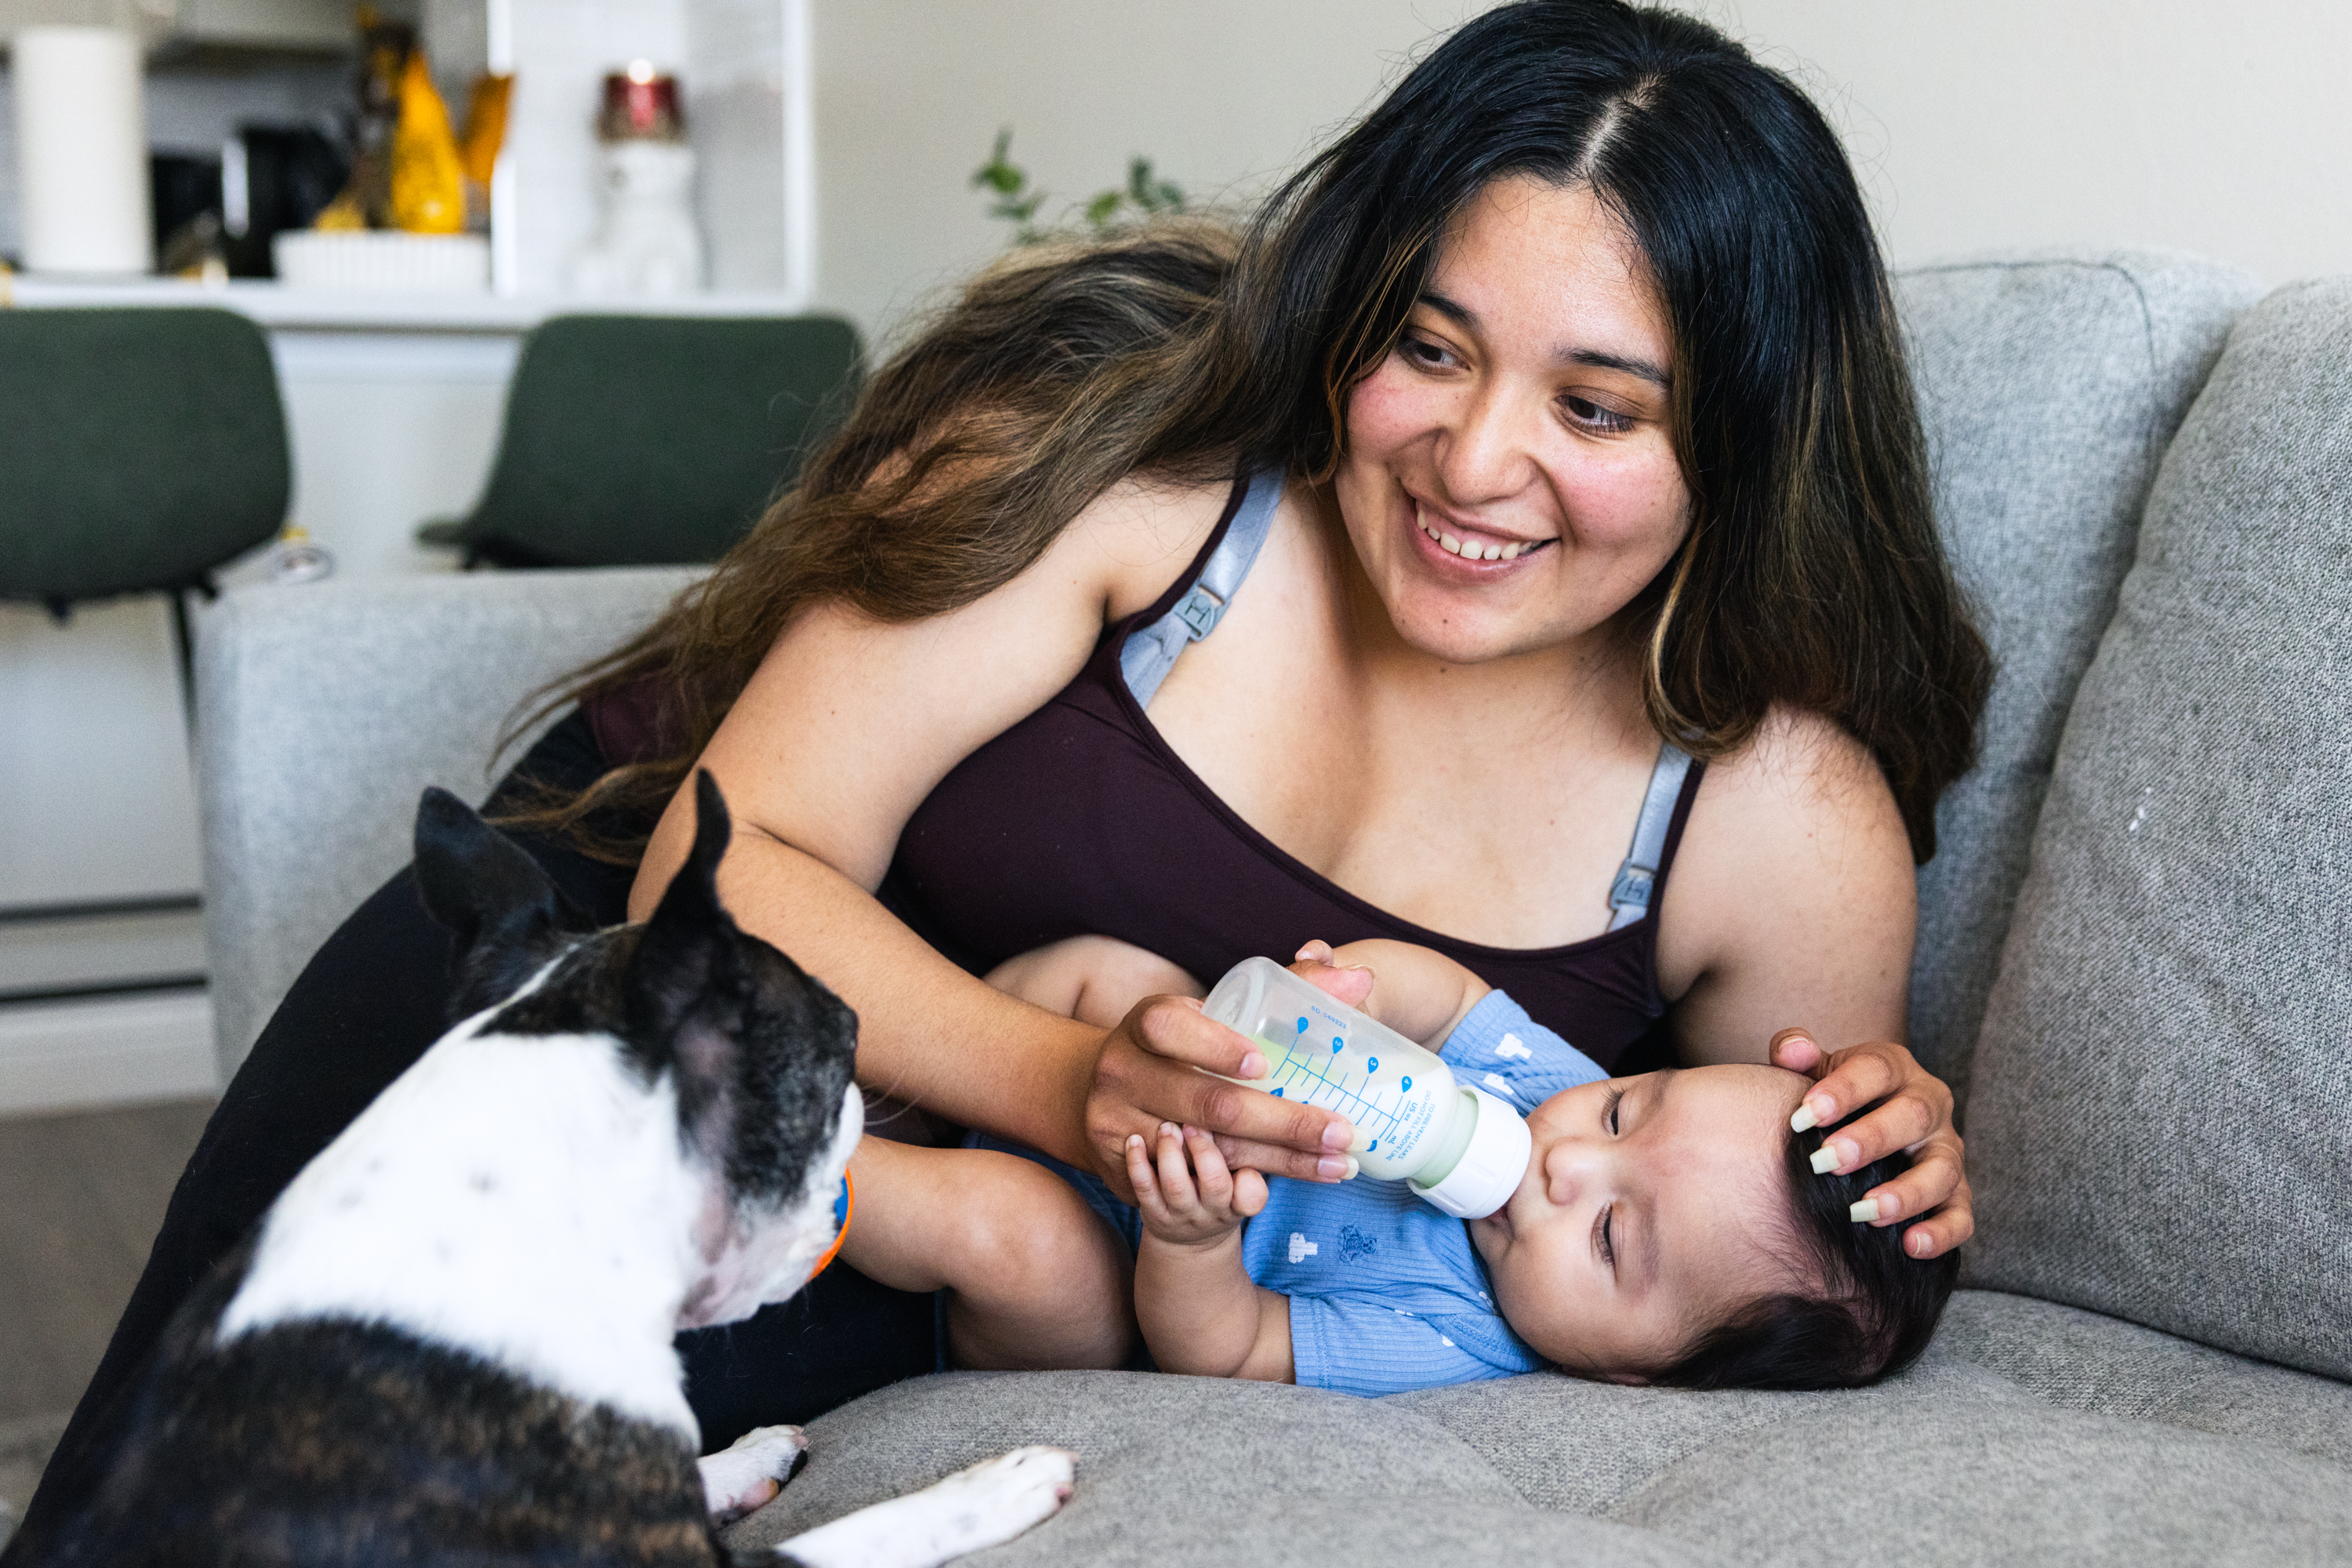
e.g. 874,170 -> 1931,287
1693,706 -> 1900,836
1068,469 -> 1239,622
1655,704 -> 1915,1050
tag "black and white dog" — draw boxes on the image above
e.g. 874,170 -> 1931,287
13,775 -> 1072,1567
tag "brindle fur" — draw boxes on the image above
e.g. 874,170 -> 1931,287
3,778 -> 855,1568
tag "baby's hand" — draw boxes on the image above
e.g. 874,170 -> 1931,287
1292,938 -> 1491,1048
1127,1123 -> 1266,1248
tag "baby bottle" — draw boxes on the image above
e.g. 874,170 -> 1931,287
1200,956 -> 1530,1219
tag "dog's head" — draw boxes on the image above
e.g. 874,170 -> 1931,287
412,773 -> 862,1327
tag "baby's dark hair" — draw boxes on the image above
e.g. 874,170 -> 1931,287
1648,1104 -> 1959,1389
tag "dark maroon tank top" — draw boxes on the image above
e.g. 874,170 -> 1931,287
875,475 -> 1704,1074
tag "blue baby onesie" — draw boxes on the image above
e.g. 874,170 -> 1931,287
1239,990 -> 1609,1397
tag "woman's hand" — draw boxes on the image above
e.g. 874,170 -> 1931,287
1771,1028 -> 1972,1260
1083,990 -> 1360,1202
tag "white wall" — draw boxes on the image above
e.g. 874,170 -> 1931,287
808,0 -> 2352,345
1690,0 -> 2352,288
808,0 -> 1496,343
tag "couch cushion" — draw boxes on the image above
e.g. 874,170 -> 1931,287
194,567 -> 700,1076
1606,1392 -> 2352,1567
736,1354 -> 2351,1566
1383,1354 -> 2025,1515
1893,251 -> 2257,1100
1962,277 -> 2352,1378
1930,1290 -> 2352,1468
724,1369 -> 1719,1566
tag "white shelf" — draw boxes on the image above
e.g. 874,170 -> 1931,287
2,274 -> 815,333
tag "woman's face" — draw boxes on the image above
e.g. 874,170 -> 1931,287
1334,175 -> 1690,666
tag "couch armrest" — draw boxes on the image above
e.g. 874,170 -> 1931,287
195,567 -> 700,1078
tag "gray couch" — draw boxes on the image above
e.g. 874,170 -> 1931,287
195,249 -> 2352,1565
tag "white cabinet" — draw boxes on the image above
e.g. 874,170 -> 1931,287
0,0 -> 367,54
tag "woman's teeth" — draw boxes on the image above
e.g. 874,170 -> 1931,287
1418,514 -> 1536,561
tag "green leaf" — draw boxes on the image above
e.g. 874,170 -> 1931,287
1083,190 -> 1123,230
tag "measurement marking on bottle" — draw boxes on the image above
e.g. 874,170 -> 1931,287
1261,1036 -> 1411,1145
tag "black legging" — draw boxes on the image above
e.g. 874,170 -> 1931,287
16,713 -> 938,1544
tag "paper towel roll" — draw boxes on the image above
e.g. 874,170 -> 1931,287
13,27 -> 153,275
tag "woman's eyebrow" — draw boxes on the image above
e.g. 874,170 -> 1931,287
1410,290 -> 1671,389
1566,347 -> 1671,390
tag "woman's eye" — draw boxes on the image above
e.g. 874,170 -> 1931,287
1399,335 -> 1457,371
1563,395 -> 1635,434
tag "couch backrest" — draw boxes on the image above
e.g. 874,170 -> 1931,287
1962,276 -> 2352,1380
197,567 -> 701,1077
1893,251 -> 2257,1102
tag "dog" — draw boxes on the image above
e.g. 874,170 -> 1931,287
9,775 -> 1073,1567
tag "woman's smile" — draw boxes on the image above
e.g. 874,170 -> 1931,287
1410,495 -> 1556,564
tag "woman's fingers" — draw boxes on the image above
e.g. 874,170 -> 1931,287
1209,1135 -> 1359,1185
1092,1004 -> 1352,1133
1773,1033 -> 1975,1261
1084,995 -> 1359,1197
1806,1083 -> 1941,1176
1768,1025 -> 1827,1078
1900,1178 -> 1976,1259
1785,1039 -> 1933,1145
1131,993 -> 1273,1079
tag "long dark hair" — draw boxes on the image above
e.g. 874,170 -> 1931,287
510,0 -> 1987,863
1651,1106 -> 1960,1389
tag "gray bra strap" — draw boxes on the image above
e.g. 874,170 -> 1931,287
1120,466 -> 1287,706
1606,742 -> 1694,931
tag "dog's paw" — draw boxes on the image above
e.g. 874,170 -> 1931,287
934,1445 -> 1078,1537
779,1445 -> 1076,1568
699,1423 -> 807,1525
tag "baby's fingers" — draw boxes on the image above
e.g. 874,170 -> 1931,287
1127,1132 -> 1176,1221
1182,1126 -> 1236,1212
1153,1122 -> 1203,1212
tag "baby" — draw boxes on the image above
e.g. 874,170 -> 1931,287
835,937 -> 1957,1394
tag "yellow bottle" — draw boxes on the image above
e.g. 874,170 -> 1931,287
390,52 -> 466,234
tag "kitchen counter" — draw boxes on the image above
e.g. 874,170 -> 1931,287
1,273 -> 813,333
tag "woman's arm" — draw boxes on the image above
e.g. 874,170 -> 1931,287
1655,706 -> 1973,1258
627,477 -> 1354,1187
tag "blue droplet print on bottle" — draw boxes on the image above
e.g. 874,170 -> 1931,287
1200,956 -> 1530,1218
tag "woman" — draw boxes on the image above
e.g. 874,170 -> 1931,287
24,0 -> 1983,1534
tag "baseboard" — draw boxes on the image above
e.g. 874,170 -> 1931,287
0,990 -> 220,1116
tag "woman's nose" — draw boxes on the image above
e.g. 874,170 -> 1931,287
1433,379 -> 1541,506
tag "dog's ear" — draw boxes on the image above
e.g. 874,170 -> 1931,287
628,772 -> 749,1160
412,787 -> 594,1019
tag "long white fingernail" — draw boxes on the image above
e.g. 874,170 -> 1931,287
1809,1145 -> 1842,1175
1341,1156 -> 1359,1180
1849,1198 -> 1881,1223
1789,1103 -> 1819,1133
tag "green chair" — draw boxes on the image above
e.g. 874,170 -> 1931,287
0,305 -> 291,701
418,314 -> 862,568
0,306 -> 289,928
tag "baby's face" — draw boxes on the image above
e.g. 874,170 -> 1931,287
1470,1064 -> 1811,1381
